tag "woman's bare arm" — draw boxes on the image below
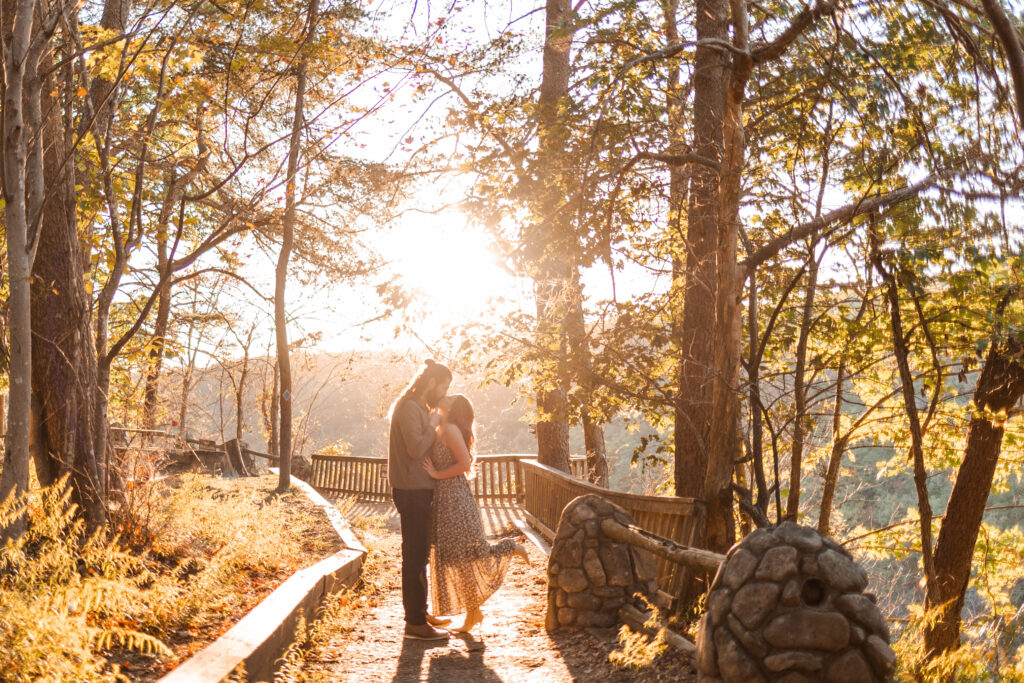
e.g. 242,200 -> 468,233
422,424 -> 472,480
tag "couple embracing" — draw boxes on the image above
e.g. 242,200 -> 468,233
387,359 -> 530,640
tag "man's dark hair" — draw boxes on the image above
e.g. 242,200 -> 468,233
390,359 -> 452,418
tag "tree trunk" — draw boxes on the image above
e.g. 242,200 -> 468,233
662,0 -> 695,499
277,0 -> 318,491
29,17 -> 106,529
700,0 -> 750,556
529,0 -> 578,473
566,267 -> 608,486
746,273 -> 770,520
785,248 -> 818,520
236,353 -> 249,443
142,231 -> 172,430
266,360 -> 280,456
673,0 -> 728,499
925,324 -> 1024,655
0,0 -> 37,532
817,361 -> 847,536
872,236 -> 939,617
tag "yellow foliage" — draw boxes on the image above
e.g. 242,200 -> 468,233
0,474 -> 336,681
608,624 -> 668,670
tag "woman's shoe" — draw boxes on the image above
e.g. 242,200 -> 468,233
453,608 -> 484,633
512,543 -> 532,565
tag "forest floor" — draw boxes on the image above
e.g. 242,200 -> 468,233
115,474 -> 341,681
294,501 -> 696,683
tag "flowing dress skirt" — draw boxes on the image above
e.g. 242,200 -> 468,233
429,442 -> 514,616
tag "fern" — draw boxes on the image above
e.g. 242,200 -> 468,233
0,476 -> 171,682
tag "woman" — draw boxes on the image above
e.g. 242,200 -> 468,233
423,394 -> 530,632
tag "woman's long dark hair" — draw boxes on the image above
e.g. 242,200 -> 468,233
390,359 -> 452,419
446,394 -> 475,455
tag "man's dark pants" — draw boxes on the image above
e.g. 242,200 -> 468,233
392,488 -> 433,626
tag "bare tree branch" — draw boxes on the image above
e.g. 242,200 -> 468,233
751,0 -> 842,64
741,172 -> 957,273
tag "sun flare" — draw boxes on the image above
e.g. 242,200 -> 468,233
383,215 -> 519,326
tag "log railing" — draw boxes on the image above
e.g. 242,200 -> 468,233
520,459 -> 705,598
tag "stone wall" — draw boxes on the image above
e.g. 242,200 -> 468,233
696,522 -> 896,683
545,494 -> 661,629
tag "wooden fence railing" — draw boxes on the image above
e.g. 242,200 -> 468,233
310,455 -> 391,502
309,453 -> 590,504
520,459 -> 704,598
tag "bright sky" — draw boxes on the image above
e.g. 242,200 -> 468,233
237,1 -> 549,356
203,0 -> 660,361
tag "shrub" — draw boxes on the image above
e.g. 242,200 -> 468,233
0,478 -> 169,682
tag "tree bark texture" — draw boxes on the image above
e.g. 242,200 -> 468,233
673,0 -> 728,500
926,325 -> 1024,655
3,0 -> 105,532
142,230 -> 172,430
29,15 -> 106,529
266,360 -> 280,456
0,0 -> 38,521
529,0 -> 577,473
701,0 -> 750,555
566,268 -> 608,486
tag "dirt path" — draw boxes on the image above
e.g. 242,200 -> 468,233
302,507 -> 696,683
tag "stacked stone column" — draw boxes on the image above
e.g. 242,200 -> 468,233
696,522 -> 896,682
545,494 -> 661,629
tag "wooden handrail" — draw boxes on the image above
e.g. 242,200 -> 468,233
305,453 -> 588,504
520,459 -> 705,599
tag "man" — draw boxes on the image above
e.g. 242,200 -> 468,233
388,359 -> 453,640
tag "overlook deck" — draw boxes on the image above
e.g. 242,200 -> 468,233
310,452 -> 705,600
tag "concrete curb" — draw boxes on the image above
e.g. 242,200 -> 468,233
159,472 -> 366,683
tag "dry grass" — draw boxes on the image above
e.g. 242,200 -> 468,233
608,598 -> 670,670
273,509 -> 389,683
0,473 -> 340,682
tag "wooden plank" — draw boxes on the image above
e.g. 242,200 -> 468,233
522,509 -> 555,541
515,458 -> 524,503
500,459 -> 508,501
503,459 -> 512,500
514,518 -> 551,557
491,460 -> 499,501
488,460 -> 495,503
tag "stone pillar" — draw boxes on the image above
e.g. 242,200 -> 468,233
545,494 -> 661,629
696,522 -> 896,682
